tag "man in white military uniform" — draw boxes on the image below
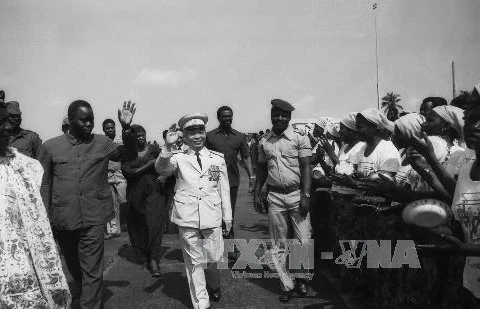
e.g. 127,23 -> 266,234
155,113 -> 232,309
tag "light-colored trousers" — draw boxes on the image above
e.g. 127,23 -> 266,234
106,181 -> 127,235
267,190 -> 312,291
179,226 -> 224,309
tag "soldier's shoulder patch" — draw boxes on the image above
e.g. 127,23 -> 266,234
209,150 -> 224,157
171,150 -> 185,156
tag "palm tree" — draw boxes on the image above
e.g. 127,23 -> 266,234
381,92 -> 403,121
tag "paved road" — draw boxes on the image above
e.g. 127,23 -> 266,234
66,170 -> 349,309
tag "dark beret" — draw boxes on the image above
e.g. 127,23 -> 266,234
271,99 -> 295,112
6,101 -> 21,115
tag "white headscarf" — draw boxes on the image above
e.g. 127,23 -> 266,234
314,117 -> 334,130
359,108 -> 395,133
432,105 -> 465,147
326,120 -> 340,138
340,112 -> 358,131
394,113 -> 425,139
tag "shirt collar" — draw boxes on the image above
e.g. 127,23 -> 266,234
11,128 -> 27,138
214,127 -> 236,135
66,132 -> 92,145
268,125 -> 294,141
66,133 -> 79,145
187,146 -> 210,156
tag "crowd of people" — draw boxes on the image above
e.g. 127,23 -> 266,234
1,83 -> 480,309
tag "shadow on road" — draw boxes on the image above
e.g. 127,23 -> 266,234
144,279 -> 162,294
102,280 -> 130,303
237,222 -> 270,236
160,272 -> 192,308
164,248 -> 184,262
117,244 -> 142,265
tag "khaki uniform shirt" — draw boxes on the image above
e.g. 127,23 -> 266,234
9,129 -> 42,159
258,125 -> 312,188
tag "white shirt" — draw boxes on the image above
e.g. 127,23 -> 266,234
355,140 -> 400,204
444,145 -> 467,179
451,159 -> 480,298
331,142 -> 366,195
335,142 -> 366,175
357,139 -> 401,177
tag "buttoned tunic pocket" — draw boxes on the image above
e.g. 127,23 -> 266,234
281,148 -> 299,168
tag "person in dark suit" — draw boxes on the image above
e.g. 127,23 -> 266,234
40,100 -> 137,309
205,106 -> 254,252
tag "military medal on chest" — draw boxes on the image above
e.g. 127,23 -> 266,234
208,165 -> 221,181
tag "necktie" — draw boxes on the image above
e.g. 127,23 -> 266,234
195,152 -> 202,170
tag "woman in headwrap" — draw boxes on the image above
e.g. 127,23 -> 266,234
307,119 -> 339,254
325,121 -> 342,154
415,91 -> 480,308
334,113 -> 366,175
122,124 -> 166,277
327,113 -> 366,279
362,113 -> 451,208
409,105 -> 467,200
332,108 -> 401,301
332,108 -> 400,196
355,108 -> 400,178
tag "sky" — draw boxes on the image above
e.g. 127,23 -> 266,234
1,0 -> 479,142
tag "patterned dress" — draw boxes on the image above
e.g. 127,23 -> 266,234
0,148 -> 71,308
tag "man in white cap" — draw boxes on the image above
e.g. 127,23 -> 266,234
155,113 -> 232,309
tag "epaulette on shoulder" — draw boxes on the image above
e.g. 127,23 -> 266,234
209,150 -> 224,157
171,150 -> 185,156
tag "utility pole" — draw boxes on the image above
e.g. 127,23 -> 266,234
374,3 -> 380,109
452,61 -> 456,99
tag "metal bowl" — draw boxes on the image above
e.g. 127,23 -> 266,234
402,199 -> 452,228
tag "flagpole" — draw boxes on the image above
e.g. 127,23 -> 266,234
374,5 -> 380,109
452,61 -> 456,99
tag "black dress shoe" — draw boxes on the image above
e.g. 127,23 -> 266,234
208,288 -> 221,302
228,251 -> 239,261
296,280 -> 308,296
279,290 -> 293,303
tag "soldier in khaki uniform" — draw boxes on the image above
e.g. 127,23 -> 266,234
6,101 -> 43,159
155,113 -> 232,309
254,99 -> 313,303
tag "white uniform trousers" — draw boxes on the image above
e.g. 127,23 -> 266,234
178,226 -> 224,309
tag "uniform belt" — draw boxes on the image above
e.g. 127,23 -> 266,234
267,184 -> 300,194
